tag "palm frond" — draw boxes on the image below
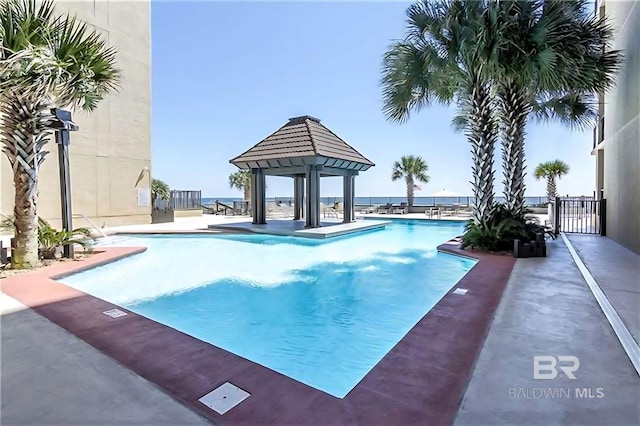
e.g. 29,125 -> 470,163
450,110 -> 468,132
0,0 -> 120,110
381,41 -> 454,123
151,179 -> 170,202
391,155 -> 430,182
534,160 -> 570,179
532,91 -> 598,130
229,170 -> 251,190
48,13 -> 121,110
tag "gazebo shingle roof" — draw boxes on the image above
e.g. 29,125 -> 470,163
230,116 -> 374,169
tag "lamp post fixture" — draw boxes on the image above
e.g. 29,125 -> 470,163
50,108 -> 78,258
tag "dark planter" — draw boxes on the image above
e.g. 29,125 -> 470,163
513,233 -> 547,258
152,207 -> 174,224
0,241 -> 8,264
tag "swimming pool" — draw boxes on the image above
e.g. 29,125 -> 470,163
60,220 -> 475,398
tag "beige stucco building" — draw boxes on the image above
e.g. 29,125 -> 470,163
594,0 -> 640,253
1,0 -> 152,230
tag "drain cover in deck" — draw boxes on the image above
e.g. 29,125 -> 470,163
102,308 -> 127,318
199,382 -> 250,414
453,288 -> 469,295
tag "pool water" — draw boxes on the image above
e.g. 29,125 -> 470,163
61,220 -> 475,398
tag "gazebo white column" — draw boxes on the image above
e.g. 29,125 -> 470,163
294,175 -> 304,220
251,168 -> 266,224
343,173 -> 355,223
305,166 -> 320,228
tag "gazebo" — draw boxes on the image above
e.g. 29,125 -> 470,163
230,115 -> 374,228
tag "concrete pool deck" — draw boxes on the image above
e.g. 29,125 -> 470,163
566,234 -> 640,346
455,237 -> 640,425
0,294 -> 210,425
0,239 -> 515,424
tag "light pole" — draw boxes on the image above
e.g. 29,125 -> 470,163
50,108 -> 78,258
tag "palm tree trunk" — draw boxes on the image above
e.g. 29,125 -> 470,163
406,177 -> 414,207
13,171 -> 40,268
547,177 -> 557,202
500,82 -> 530,218
465,75 -> 498,223
1,99 -> 52,269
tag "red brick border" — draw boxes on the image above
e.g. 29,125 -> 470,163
1,242 -> 515,425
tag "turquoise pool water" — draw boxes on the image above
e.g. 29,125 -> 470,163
60,220 -> 475,398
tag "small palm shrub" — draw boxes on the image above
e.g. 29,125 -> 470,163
151,178 -> 171,207
1,217 -> 94,259
462,204 -> 555,252
38,223 -> 94,259
462,218 -> 524,252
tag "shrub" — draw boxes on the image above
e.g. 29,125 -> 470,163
462,204 -> 555,252
1,216 -> 94,259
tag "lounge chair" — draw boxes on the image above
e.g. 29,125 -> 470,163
393,202 -> 408,214
441,206 -> 458,217
323,203 -> 342,218
426,207 -> 441,219
323,209 -> 338,218
457,207 -> 473,217
376,203 -> 393,213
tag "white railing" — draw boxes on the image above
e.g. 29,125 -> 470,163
73,213 -> 108,238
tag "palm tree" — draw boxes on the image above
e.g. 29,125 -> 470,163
391,155 -> 430,207
151,179 -> 170,207
381,0 -> 503,223
0,0 -> 119,268
495,0 -> 622,217
228,170 -> 251,202
535,160 -> 570,202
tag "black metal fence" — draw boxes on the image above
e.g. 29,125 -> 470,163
552,196 -> 606,235
171,190 -> 202,210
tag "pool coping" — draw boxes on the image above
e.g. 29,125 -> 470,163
1,241 -> 515,425
207,219 -> 390,239
362,215 -> 468,224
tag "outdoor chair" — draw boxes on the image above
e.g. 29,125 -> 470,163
393,202 -> 408,214
441,206 -> 458,217
376,203 -> 393,213
323,209 -> 339,218
324,202 -> 342,218
456,207 -> 473,217
426,207 -> 441,219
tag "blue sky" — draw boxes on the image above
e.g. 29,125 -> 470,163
151,1 -> 596,198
